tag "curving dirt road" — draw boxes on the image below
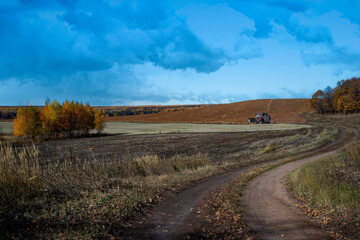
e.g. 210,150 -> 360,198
241,129 -> 352,240
242,152 -> 337,239
123,166 -> 255,239
123,128 -> 349,239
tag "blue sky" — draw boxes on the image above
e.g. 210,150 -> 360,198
1,0 -> 360,106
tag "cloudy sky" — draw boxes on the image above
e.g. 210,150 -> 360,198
1,0 -> 360,106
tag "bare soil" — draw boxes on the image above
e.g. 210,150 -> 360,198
107,99 -> 312,124
35,127 -> 317,165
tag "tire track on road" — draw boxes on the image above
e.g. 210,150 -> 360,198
123,128 -> 349,239
241,128 -> 355,240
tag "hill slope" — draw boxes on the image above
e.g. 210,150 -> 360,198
107,99 -> 313,124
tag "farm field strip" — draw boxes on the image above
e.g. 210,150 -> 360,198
0,121 -> 310,135
0,122 -> 13,134
108,99 -> 313,124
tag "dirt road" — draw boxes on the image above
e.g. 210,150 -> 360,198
241,129 -> 351,240
123,166 -> 254,239
122,129 -> 348,239
242,151 -> 337,239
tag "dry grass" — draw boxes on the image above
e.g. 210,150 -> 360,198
0,144 -> 42,207
0,144 -> 214,239
253,127 -> 338,163
289,142 -> 360,239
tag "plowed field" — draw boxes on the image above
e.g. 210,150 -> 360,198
107,99 -> 312,124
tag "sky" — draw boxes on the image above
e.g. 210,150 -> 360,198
1,0 -> 360,106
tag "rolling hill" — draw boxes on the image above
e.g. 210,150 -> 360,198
106,99 -> 313,124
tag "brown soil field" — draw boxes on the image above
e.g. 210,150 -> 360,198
35,127 -> 329,166
106,99 -> 313,124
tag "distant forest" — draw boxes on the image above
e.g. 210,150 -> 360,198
94,105 -> 204,118
311,77 -> 360,114
0,105 -> 205,120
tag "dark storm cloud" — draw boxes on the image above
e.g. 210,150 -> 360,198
1,0 -> 360,105
0,0 -> 230,83
0,0 -> 353,81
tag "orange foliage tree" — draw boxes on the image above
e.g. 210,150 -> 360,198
94,110 -> 104,133
41,100 -> 62,138
13,100 -> 104,139
13,106 -> 42,138
311,77 -> 360,114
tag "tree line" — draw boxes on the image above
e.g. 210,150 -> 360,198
13,100 -> 104,139
311,77 -> 360,114
95,105 -> 204,118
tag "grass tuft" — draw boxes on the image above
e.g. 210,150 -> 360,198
260,142 -> 282,154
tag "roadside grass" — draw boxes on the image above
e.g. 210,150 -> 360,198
289,142 -> 360,239
252,127 -> 338,164
0,143 -> 216,239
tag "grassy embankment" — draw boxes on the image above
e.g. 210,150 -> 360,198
289,142 -> 360,239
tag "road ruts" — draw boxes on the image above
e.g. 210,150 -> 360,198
122,128 -> 350,239
241,128 -> 353,240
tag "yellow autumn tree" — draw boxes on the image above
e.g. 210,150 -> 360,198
13,107 -> 26,137
13,106 -> 42,138
312,77 -> 360,114
60,100 -> 76,137
14,100 -> 104,139
84,103 -> 95,134
74,102 -> 83,135
41,100 -> 62,138
94,110 -> 104,134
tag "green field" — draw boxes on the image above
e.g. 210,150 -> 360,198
0,121 -> 311,135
